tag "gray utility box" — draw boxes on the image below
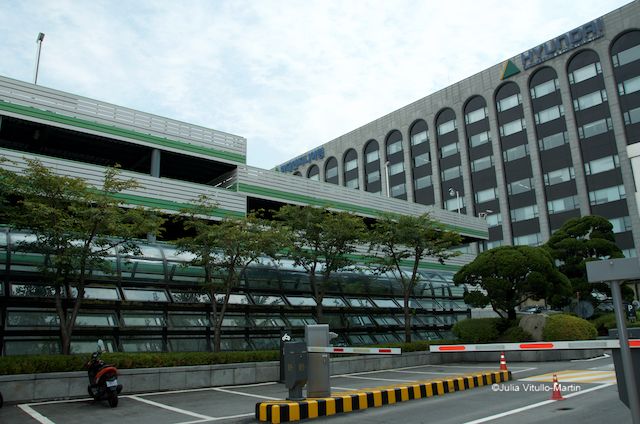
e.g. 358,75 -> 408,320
283,341 -> 308,400
608,328 -> 640,409
305,324 -> 332,398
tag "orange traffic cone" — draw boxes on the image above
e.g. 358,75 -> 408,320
550,374 -> 565,400
499,352 -> 508,371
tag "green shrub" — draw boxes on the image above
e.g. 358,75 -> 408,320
0,350 -> 279,376
498,325 -> 533,342
590,313 -> 617,336
452,318 -> 501,343
543,314 -> 597,341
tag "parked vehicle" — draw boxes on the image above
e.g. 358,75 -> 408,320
86,340 -> 122,407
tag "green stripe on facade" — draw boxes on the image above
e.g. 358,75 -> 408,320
346,253 -> 461,272
111,192 -> 245,219
0,101 -> 246,164
238,183 -> 488,238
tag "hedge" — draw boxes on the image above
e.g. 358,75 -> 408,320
543,314 -> 597,341
0,340 -> 460,375
452,318 -> 501,343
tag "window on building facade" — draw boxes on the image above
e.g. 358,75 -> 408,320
568,62 -> 602,84
513,233 -> 542,246
445,196 -> 465,211
390,183 -> 406,197
326,165 -> 338,179
345,178 -> 358,189
573,89 -> 608,111
475,187 -> 497,203
535,105 -> 564,124
507,177 -> 533,195
414,175 -> 432,190
497,93 -> 521,112
411,130 -> 428,145
530,79 -> 559,99
538,131 -> 568,151
624,106 -> 640,125
387,140 -> 403,156
588,185 -> 626,205
388,162 -> 404,175
618,75 -> 640,95
471,155 -> 494,172
547,195 -> 579,214
441,166 -> 462,181
503,143 -> 529,161
584,155 -> 619,175
465,107 -> 487,124
366,150 -> 379,163
437,119 -> 456,135
543,166 -> 575,185
469,131 -> 491,147
345,158 -> 357,171
413,152 -> 430,167
367,170 -> 380,183
440,142 -> 459,158
500,118 -> 526,136
578,118 -> 612,139
610,216 -> 632,233
612,44 -> 640,67
485,213 -> 502,227
510,204 -> 539,222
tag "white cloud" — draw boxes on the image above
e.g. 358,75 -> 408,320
0,0 -> 632,168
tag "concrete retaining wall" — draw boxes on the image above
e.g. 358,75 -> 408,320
0,349 -> 604,404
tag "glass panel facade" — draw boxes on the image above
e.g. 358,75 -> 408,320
502,144 -> 529,161
123,288 -> 168,302
569,62 -> 601,84
530,79 -> 558,99
500,119 -> 525,136
543,167 -> 575,185
510,205 -> 539,222
437,119 -> 456,135
538,132 -> 568,151
547,195 -> 579,214
440,142 -> 459,158
584,155 -> 619,175
286,296 -> 317,306
588,185 -> 626,205
508,177 -> 532,195
497,93 -> 520,112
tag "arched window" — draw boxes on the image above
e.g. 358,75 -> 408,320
385,130 -> 406,199
324,157 -> 338,185
435,108 -> 463,212
409,119 -> 433,205
343,149 -> 358,189
307,164 -> 320,181
363,140 -> 381,194
611,30 -> 640,145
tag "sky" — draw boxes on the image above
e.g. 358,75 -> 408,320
0,0 -> 633,170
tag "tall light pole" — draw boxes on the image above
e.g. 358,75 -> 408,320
448,187 -> 460,214
33,32 -> 45,84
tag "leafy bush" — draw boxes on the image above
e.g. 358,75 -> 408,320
498,325 -> 533,342
590,313 -> 617,336
0,350 -> 279,376
542,314 -> 597,341
452,318 -> 501,343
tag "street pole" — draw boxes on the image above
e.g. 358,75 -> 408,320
384,161 -> 390,197
33,33 -> 45,84
611,280 -> 640,424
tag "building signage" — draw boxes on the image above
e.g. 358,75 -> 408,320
279,147 -> 325,173
521,18 -> 604,70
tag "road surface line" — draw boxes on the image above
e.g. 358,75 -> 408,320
174,412 -> 256,423
212,387 -> 281,400
127,395 -> 215,420
462,383 -> 615,424
136,381 -> 278,397
571,353 -> 610,362
17,404 -> 56,424
510,367 -> 538,374
393,370 -> 465,375
338,375 -> 416,382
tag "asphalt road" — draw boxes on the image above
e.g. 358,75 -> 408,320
0,355 -> 632,424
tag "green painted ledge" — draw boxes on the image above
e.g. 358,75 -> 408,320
0,100 -> 246,164
237,183 -> 488,239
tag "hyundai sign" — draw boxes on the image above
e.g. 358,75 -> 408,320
279,147 -> 325,173
521,18 -> 604,70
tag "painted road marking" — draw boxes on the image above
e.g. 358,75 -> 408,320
212,387 -> 281,400
571,353 -> 610,362
128,395 -> 216,420
519,370 -> 616,384
331,386 -> 357,391
17,404 -> 56,424
138,381 -> 277,397
462,383 -> 615,424
510,367 -> 538,374
393,370 -> 467,375
337,374 -> 418,382
173,412 -> 256,424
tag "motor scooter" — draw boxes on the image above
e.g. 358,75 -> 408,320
86,340 -> 122,407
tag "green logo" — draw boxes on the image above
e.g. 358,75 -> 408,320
501,60 -> 520,80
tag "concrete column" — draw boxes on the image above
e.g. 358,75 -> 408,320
150,148 -> 161,178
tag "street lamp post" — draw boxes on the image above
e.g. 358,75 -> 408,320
448,187 -> 460,214
33,32 -> 45,84
384,161 -> 391,197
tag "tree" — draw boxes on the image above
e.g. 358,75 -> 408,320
274,205 -> 366,323
176,198 -> 284,352
454,245 -> 572,321
0,159 -> 164,354
544,215 -> 629,302
368,212 -> 461,343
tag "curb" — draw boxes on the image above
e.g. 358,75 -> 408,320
255,370 -> 511,423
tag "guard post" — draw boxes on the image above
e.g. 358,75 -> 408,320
586,257 -> 640,424
282,340 -> 308,400
305,324 -> 336,398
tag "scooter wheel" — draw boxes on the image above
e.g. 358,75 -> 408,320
108,393 -> 118,408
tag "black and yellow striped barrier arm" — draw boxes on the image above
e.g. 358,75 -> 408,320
256,370 -> 511,423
